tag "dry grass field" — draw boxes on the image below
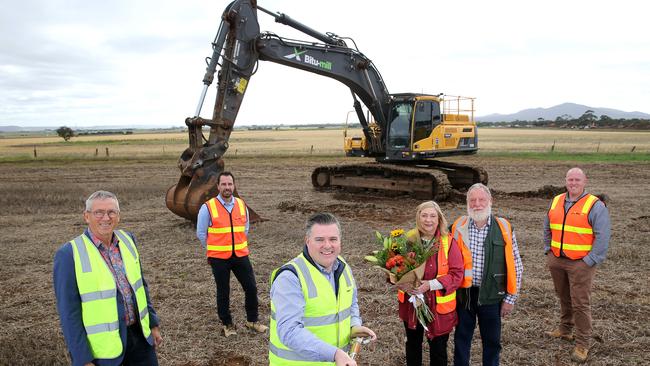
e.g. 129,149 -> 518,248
1,128 -> 649,365
1,128 -> 649,160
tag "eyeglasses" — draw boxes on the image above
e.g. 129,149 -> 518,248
89,210 -> 120,218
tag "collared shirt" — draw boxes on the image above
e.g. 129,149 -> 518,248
270,253 -> 362,362
542,191 -> 611,266
196,194 -> 250,248
86,228 -> 137,326
468,217 -> 523,305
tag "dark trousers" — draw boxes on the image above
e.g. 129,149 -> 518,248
121,324 -> 158,366
454,287 -> 501,366
209,255 -> 259,325
404,322 -> 449,366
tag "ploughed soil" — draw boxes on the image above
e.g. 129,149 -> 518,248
1,155 -> 648,365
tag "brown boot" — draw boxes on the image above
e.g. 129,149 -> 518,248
245,321 -> 268,333
545,329 -> 574,341
571,346 -> 589,362
222,324 -> 237,338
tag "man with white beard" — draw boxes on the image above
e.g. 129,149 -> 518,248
450,183 -> 523,366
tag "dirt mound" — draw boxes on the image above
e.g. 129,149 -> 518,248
278,197 -> 411,223
503,185 -> 566,199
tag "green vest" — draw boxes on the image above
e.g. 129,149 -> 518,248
478,216 -> 510,305
268,254 -> 355,365
70,230 -> 152,359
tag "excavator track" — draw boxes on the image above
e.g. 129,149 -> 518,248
311,161 -> 488,201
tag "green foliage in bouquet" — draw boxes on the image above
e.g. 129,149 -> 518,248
364,229 -> 434,282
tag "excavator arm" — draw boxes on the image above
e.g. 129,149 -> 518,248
167,0 -> 393,220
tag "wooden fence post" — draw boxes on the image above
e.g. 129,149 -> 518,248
631,146 -> 636,152
33,146 -> 37,158
310,145 -> 314,155
95,148 -> 98,156
105,147 -> 109,157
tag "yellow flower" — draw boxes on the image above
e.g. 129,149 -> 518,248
390,229 -> 404,237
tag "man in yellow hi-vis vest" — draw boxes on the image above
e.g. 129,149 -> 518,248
54,191 -> 162,366
544,168 -> 610,363
269,213 -> 376,365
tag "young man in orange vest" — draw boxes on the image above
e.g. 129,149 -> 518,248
196,171 -> 267,337
451,183 -> 523,366
544,167 -> 610,362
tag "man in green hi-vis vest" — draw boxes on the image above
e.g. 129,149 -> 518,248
269,213 -> 377,365
54,191 -> 163,366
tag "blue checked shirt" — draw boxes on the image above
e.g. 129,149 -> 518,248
469,217 -> 523,305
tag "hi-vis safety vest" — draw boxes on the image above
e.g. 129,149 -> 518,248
206,197 -> 249,259
548,193 -> 598,260
451,216 -> 518,296
268,254 -> 354,365
70,230 -> 152,359
397,232 -> 456,314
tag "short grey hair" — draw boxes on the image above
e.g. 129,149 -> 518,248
85,191 -> 120,212
305,212 -> 341,237
467,183 -> 492,202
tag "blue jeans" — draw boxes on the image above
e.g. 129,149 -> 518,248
453,287 -> 501,366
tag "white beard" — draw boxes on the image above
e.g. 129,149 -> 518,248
468,205 -> 492,223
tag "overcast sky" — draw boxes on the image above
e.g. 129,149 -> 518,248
1,0 -> 648,127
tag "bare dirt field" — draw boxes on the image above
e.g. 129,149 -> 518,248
1,155 -> 648,365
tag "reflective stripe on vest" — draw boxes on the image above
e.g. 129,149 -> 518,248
494,217 -> 518,296
206,197 -> 249,259
269,254 -> 354,366
70,230 -> 151,359
434,234 -> 456,314
548,193 -> 597,260
451,216 -> 518,296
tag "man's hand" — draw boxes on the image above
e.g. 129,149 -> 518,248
500,302 -> 514,317
350,325 -> 377,342
334,348 -> 357,366
151,326 -> 163,350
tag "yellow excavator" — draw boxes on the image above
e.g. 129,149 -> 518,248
166,0 -> 487,221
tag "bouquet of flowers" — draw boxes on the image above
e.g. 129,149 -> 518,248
364,229 -> 435,330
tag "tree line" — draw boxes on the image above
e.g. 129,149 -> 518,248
477,110 -> 650,130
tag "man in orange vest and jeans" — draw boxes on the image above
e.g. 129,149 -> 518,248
544,167 -> 610,362
451,183 -> 523,366
196,171 -> 268,337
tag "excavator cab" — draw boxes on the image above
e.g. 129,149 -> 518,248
384,94 -> 478,161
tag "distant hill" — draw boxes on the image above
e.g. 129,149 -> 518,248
477,103 -> 650,122
0,125 -> 51,132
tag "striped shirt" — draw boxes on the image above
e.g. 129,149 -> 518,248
88,229 -> 138,325
468,218 -> 523,305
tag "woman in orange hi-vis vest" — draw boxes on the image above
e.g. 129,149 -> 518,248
397,201 -> 463,366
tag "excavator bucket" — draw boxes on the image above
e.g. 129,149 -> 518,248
165,158 -> 263,223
